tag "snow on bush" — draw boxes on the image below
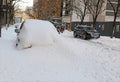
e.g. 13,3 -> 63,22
16,19 -> 60,49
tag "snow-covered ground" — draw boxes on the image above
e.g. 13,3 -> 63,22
0,25 -> 120,82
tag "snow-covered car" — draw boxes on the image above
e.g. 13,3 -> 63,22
73,25 -> 100,40
15,19 -> 59,49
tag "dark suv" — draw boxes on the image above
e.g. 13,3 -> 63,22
73,25 -> 100,39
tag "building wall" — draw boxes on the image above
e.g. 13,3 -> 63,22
33,0 -> 62,20
105,0 -> 120,22
33,0 -> 38,3
33,0 -> 119,22
75,0 -> 106,22
62,0 -> 120,23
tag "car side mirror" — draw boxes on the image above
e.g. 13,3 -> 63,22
15,29 -> 20,33
15,25 -> 19,28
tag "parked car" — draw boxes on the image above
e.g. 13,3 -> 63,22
15,19 -> 59,49
73,25 -> 100,40
50,21 -> 65,33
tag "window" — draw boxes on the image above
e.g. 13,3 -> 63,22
116,25 -> 120,32
106,12 -> 114,16
101,24 -> 104,31
109,0 -> 118,2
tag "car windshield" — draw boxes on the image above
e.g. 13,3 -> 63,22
76,25 -> 94,30
84,27 -> 94,30
20,21 -> 25,29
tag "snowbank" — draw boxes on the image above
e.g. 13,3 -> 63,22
0,24 -> 120,82
16,19 -> 60,49
91,36 -> 120,51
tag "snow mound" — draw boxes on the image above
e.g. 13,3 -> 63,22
17,19 -> 60,49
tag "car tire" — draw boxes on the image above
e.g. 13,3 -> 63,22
74,32 -> 77,38
87,34 -> 91,39
96,34 -> 100,39
82,34 -> 87,40
98,35 -> 100,38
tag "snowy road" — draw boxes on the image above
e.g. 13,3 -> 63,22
0,27 -> 120,82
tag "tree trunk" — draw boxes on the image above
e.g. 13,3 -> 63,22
80,16 -> 84,25
80,7 -> 86,25
111,12 -> 117,38
0,14 -> 1,37
93,15 -> 98,29
0,0 -> 3,37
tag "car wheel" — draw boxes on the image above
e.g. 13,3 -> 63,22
98,35 -> 100,38
87,34 -> 91,39
82,34 -> 87,40
96,34 -> 100,39
74,32 -> 77,38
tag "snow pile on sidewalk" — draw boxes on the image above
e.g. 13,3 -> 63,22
91,36 -> 120,51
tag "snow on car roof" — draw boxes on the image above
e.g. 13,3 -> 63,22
78,25 -> 92,28
16,19 -> 60,49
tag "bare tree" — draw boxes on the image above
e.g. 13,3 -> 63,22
0,0 -> 22,37
25,6 -> 35,19
107,0 -> 120,38
8,0 -> 22,25
73,0 -> 89,25
88,0 -> 105,29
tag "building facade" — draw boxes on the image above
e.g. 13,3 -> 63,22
62,0 -> 120,37
62,0 -> 120,23
33,0 -> 62,20
33,0 -> 120,37
105,0 -> 120,21
33,0 -> 119,22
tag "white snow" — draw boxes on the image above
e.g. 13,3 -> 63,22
0,21 -> 120,82
16,19 -> 60,49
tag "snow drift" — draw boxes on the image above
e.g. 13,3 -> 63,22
16,19 -> 60,49
0,24 -> 120,82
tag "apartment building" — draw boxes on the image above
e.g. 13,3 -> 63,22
62,0 -> 73,22
32,0 -> 119,37
62,0 -> 120,23
105,0 -> 120,21
33,0 -> 120,22
33,0 -> 62,20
